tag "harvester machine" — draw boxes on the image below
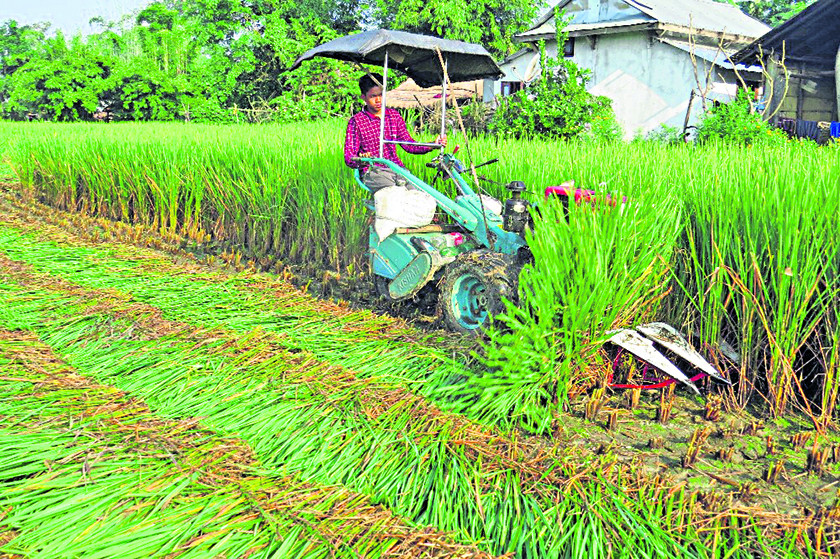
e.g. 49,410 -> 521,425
291,29 -> 731,394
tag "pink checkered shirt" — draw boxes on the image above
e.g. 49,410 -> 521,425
344,108 -> 434,170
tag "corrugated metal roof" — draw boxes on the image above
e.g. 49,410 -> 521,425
660,39 -> 763,72
733,0 -> 840,68
518,18 -> 654,39
623,0 -> 769,37
519,0 -> 769,41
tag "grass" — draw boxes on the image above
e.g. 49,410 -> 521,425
6,119 -> 835,424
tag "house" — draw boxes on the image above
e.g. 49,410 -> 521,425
733,0 -> 840,141
485,0 -> 770,138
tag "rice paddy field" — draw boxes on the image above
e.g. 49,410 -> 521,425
1,120 -> 839,557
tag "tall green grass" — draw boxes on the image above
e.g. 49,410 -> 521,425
3,120 -> 838,423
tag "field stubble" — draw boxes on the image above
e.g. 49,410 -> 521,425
1,120 -> 840,557
0,183 -> 839,557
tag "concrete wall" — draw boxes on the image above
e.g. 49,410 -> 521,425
489,32 -> 741,139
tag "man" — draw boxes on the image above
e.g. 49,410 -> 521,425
344,73 -> 446,192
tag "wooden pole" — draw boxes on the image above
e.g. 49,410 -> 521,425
379,50 -> 389,159
440,57 -> 448,154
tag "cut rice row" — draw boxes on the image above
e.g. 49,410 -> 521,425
0,329 -> 492,558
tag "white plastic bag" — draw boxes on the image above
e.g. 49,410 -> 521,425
374,186 -> 437,240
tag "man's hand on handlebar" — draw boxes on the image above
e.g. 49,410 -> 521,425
435,135 -> 447,148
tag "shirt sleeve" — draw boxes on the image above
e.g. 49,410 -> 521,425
344,117 -> 361,168
391,110 -> 434,155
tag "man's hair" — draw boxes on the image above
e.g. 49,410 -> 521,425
359,73 -> 383,96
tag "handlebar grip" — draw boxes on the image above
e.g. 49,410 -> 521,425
474,158 -> 499,170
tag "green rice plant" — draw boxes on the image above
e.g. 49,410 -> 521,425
672,143 -> 840,418
4,121 -> 369,272
434,185 -> 683,432
0,336 -> 485,559
2,120 -> 839,422
0,235 -> 833,557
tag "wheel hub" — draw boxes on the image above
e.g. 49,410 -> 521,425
451,274 -> 489,329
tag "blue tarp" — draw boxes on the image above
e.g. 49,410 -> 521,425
831,121 -> 840,138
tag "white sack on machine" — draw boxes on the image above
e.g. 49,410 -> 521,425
454,194 -> 502,217
374,186 -> 437,240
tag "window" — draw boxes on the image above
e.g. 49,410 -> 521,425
501,81 -> 525,97
563,38 -> 575,57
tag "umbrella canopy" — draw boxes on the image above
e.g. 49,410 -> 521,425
289,29 -> 503,88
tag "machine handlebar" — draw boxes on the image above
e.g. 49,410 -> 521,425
473,158 -> 499,170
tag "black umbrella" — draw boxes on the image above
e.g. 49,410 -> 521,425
289,29 -> 502,88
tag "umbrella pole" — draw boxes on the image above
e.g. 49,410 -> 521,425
440,57 -> 447,153
379,50 -> 389,159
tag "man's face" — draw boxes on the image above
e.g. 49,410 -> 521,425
362,86 -> 383,113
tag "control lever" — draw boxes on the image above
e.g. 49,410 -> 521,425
473,158 -> 499,170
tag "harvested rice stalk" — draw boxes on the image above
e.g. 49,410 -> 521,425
0,329 -> 496,559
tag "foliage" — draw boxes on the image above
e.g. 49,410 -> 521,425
720,0 -> 816,26
490,28 -> 621,141
696,89 -> 787,146
377,0 -> 542,56
0,0 -> 545,123
3,34 -> 117,121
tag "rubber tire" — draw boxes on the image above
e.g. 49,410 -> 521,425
438,251 -> 519,336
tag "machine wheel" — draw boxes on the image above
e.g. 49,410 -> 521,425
438,252 -> 518,336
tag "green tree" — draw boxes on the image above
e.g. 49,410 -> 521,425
171,0 -> 363,116
721,0 -> 816,26
375,0 -> 543,55
0,20 -> 48,111
5,33 -> 116,120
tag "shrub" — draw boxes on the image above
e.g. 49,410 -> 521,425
490,26 -> 620,142
640,124 -> 686,145
696,89 -> 786,146
490,47 -> 618,141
